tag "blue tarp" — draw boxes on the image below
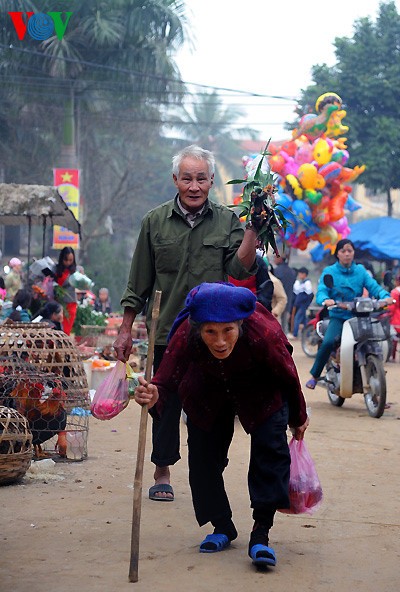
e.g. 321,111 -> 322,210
311,217 -> 400,262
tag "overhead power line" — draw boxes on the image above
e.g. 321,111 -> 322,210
0,43 -> 297,101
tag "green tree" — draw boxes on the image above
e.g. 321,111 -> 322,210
292,1 -> 400,216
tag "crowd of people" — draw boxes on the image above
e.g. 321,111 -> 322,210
0,248 -> 117,461
0,247 -> 113,338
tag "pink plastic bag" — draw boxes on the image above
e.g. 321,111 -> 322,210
279,437 -> 323,515
91,361 -> 130,420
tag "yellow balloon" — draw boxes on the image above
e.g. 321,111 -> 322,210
315,92 -> 342,113
319,225 -> 338,244
313,138 -> 333,166
298,163 -> 326,191
325,109 -> 349,138
286,174 -> 303,199
298,163 -> 317,190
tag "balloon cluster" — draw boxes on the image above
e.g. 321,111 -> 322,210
243,93 -> 365,252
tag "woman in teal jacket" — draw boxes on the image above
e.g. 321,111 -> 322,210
306,239 -> 391,389
2,289 -> 32,322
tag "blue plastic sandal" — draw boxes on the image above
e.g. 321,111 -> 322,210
199,533 -> 230,553
249,543 -> 276,566
306,377 -> 318,390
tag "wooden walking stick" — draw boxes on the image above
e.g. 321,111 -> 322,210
129,290 -> 162,583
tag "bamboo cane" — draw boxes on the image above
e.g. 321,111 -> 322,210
129,290 -> 162,583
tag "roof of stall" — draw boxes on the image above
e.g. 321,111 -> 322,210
0,183 -> 80,235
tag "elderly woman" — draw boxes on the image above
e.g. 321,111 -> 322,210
135,282 -> 309,568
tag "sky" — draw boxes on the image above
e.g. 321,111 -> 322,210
174,0 -> 400,143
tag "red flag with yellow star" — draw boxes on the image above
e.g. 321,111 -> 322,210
53,169 -> 80,249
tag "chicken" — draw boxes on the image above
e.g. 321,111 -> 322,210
10,381 -> 67,458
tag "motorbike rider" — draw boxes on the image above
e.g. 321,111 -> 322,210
306,239 -> 392,390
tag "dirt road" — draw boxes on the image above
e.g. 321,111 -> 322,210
1,341 -> 399,592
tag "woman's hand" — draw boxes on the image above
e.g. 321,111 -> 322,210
323,299 -> 336,307
134,376 -> 159,409
290,416 -> 310,441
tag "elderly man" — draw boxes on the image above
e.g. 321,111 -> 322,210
5,257 -> 23,300
94,287 -> 112,314
114,144 -> 258,501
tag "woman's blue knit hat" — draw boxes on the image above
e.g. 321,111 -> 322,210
167,282 -> 256,342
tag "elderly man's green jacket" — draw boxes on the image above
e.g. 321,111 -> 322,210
121,197 -> 256,345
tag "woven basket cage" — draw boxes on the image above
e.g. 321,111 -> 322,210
0,405 -> 33,485
0,323 -> 90,411
0,324 -> 90,461
0,362 -> 89,460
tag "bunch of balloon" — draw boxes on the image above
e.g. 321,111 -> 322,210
268,92 -> 364,253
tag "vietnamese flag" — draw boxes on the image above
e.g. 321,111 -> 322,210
53,168 -> 80,249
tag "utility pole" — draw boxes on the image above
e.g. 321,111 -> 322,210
58,85 -> 78,169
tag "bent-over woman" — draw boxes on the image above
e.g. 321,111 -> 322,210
135,282 -> 309,568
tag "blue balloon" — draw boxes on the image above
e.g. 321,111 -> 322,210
304,222 -> 321,237
291,199 -> 312,225
310,243 -> 326,262
345,194 -> 362,212
275,192 -> 293,210
283,215 -> 298,237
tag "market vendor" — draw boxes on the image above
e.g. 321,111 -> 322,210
134,282 -> 309,568
54,247 -> 78,335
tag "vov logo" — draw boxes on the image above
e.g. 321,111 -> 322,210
8,12 -> 73,41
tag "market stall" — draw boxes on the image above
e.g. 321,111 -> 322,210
0,183 -> 81,281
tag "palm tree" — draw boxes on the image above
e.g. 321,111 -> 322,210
167,90 -> 259,202
0,1 -> 188,256
0,0 -> 188,165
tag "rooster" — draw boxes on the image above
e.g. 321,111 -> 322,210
10,380 -> 67,458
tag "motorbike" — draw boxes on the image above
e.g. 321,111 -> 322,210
303,305 -> 394,362
301,306 -> 328,358
316,296 -> 392,418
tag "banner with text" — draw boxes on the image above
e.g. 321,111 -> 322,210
52,168 -> 80,249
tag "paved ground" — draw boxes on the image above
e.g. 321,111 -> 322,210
1,340 -> 399,592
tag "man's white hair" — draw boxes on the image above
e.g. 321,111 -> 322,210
172,145 -> 215,177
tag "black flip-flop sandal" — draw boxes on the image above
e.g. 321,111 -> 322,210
148,483 -> 174,501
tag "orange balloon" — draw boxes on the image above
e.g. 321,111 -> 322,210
328,192 -> 347,222
269,154 -> 285,174
312,206 -> 330,227
281,140 -> 297,157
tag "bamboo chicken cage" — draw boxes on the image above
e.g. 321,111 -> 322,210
0,323 -> 90,461
0,405 -> 33,485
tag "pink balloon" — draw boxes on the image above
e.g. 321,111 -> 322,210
282,158 -> 299,177
331,216 -> 350,234
295,142 -> 313,164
